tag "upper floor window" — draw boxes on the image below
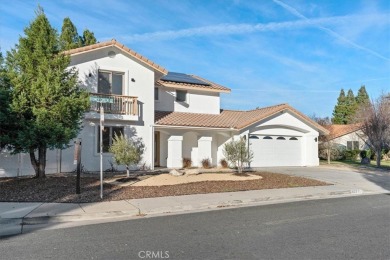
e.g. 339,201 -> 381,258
97,126 -> 124,153
176,90 -> 187,102
154,87 -> 159,101
98,70 -> 124,95
347,141 -> 359,150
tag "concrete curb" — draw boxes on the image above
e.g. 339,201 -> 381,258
19,189 -> 386,226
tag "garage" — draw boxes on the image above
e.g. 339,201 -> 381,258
249,135 -> 303,167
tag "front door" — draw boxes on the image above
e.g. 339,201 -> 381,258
154,131 -> 160,167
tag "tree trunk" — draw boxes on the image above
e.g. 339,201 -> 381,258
29,147 -> 46,178
126,166 -> 129,178
327,148 -> 331,164
376,149 -> 381,167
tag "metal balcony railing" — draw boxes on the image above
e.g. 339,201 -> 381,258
89,93 -> 138,116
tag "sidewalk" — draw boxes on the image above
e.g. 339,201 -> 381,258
1,166 -> 389,237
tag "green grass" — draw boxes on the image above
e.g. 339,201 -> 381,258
320,159 -> 390,170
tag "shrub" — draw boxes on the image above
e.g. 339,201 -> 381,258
109,133 -> 145,177
360,150 -> 367,159
344,149 -> 360,161
201,158 -> 211,169
182,158 -> 192,168
220,159 -> 228,168
223,136 -> 253,173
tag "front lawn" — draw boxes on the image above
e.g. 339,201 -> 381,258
0,172 -> 328,203
320,159 -> 390,170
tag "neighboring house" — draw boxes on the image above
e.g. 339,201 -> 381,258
0,40 -> 328,177
323,124 -> 367,150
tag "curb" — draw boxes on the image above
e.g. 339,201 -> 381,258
19,189 -> 383,226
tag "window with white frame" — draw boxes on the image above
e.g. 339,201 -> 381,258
176,90 -> 187,102
98,70 -> 124,95
347,141 -> 359,150
97,126 -> 124,153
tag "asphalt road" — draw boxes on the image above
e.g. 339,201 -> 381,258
1,194 -> 389,260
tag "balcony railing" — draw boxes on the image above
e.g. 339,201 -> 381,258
89,93 -> 138,116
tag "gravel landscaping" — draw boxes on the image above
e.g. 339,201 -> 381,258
0,172 -> 328,203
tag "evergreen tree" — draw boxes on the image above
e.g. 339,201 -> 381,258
0,51 -> 17,148
345,89 -> 357,124
356,85 -> 370,106
81,29 -> 97,46
332,89 -> 347,124
59,17 -> 81,50
5,7 -> 89,178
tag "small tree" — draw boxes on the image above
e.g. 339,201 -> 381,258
109,133 -> 145,177
356,94 -> 390,167
223,136 -> 253,174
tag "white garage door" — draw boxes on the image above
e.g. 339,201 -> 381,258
249,135 -> 302,167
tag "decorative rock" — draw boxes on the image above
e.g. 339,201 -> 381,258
169,169 -> 184,176
185,168 -> 201,175
361,157 -> 370,164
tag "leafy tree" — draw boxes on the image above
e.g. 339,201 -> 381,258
332,89 -> 347,124
223,136 -> 253,174
59,17 -> 81,50
356,85 -> 370,106
4,7 -> 90,178
81,29 -> 97,46
109,133 -> 145,177
356,94 -> 390,167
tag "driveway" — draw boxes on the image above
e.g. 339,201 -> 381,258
256,165 -> 390,194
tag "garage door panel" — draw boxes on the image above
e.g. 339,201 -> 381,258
250,136 -> 302,167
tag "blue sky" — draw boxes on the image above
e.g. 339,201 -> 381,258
1,0 -> 389,117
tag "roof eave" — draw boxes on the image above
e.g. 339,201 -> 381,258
159,83 -> 231,93
63,39 -> 168,76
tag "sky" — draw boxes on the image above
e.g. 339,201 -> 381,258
1,0 -> 389,117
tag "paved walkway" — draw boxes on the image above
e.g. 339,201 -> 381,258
1,165 -> 389,237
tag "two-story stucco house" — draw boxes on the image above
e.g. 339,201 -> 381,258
0,40 -> 328,177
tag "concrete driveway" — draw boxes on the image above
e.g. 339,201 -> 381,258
257,165 -> 390,194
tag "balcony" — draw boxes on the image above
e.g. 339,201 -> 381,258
87,93 -> 139,121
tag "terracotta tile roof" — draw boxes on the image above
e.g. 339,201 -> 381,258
155,104 -> 328,133
63,39 -> 168,75
157,74 -> 231,93
324,124 -> 362,140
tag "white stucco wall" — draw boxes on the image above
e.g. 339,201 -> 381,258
332,131 -> 367,149
1,46 -> 157,177
155,87 -> 220,114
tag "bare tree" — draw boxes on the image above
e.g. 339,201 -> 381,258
356,94 -> 390,167
311,115 -> 333,164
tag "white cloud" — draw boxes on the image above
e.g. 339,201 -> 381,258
272,0 -> 390,62
123,13 -> 387,43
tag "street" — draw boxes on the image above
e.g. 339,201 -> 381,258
1,194 -> 389,260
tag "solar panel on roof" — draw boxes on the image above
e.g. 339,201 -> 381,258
161,72 -> 210,86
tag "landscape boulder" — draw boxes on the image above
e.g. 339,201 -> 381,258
169,169 -> 184,176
